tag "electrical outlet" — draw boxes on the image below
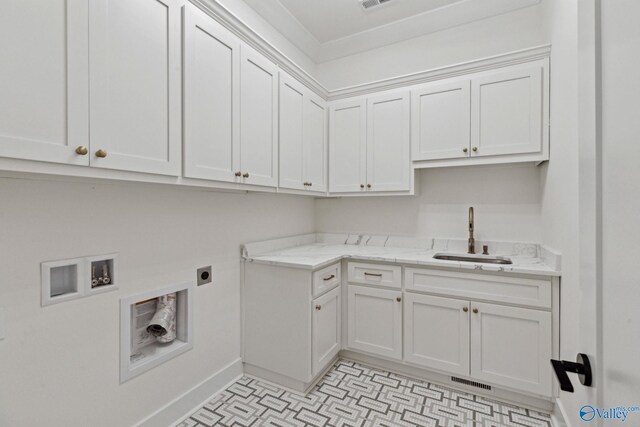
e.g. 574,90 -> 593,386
197,266 -> 212,286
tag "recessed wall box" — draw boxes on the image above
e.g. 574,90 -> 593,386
86,254 -> 119,295
41,258 -> 85,306
119,282 -> 194,382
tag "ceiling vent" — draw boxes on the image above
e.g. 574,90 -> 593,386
359,0 -> 393,11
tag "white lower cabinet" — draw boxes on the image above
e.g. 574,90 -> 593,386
404,293 -> 470,376
347,285 -> 402,360
470,302 -> 552,396
312,287 -> 341,375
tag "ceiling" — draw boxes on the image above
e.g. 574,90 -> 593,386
240,0 -> 541,63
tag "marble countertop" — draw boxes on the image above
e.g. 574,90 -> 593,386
242,234 -> 561,277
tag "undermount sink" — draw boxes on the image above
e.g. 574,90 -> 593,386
433,253 -> 513,265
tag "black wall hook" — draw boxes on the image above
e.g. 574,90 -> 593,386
550,353 -> 592,392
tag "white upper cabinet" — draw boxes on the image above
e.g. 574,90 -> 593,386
329,100 -> 367,193
279,74 -> 306,190
240,46 -> 278,187
279,72 -> 327,192
366,92 -> 411,192
89,0 -> 181,176
471,64 -> 543,158
183,4 -> 240,183
0,0 -> 89,166
411,80 -> 471,161
329,92 -> 411,194
303,94 -> 328,193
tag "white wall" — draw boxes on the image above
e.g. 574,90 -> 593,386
317,165 -> 542,243
316,3 -> 548,90
0,178 -> 315,427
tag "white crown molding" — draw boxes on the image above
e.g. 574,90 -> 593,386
190,0 -> 328,98
327,44 -> 552,100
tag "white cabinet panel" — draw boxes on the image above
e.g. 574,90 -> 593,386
366,92 -> 411,192
312,263 -> 341,298
329,100 -> 367,193
404,294 -> 470,376
411,80 -> 471,161
347,285 -> 402,360
183,4 -> 240,182
471,65 -> 543,157
470,302 -> 552,396
312,286 -> 341,375
240,46 -> 278,187
304,95 -> 327,192
279,74 -> 305,190
0,0 -> 89,165
89,0 -> 181,176
347,262 -> 401,289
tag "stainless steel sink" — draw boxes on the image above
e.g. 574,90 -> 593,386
433,253 -> 513,265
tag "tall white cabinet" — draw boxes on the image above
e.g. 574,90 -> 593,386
279,73 -> 327,193
89,0 -> 182,176
329,92 -> 410,194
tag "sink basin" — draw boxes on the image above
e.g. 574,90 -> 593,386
433,253 -> 513,265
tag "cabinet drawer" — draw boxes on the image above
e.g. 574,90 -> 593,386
313,263 -> 341,297
348,262 -> 402,289
405,268 -> 551,309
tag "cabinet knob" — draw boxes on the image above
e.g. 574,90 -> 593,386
234,171 -> 242,177
463,306 -> 469,312
242,172 -> 249,178
367,184 -> 371,189
463,147 -> 468,153
360,184 -> 365,189
473,308 -> 479,314
95,149 -> 107,158
75,146 -> 88,155
396,297 -> 401,302
315,305 -> 321,311
309,182 -> 312,187
472,147 -> 478,152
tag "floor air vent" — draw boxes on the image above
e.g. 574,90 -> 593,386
359,0 -> 392,10
451,376 -> 492,391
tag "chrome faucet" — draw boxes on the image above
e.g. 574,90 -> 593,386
468,206 -> 475,254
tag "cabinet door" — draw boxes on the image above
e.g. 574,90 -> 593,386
411,80 -> 471,161
303,94 -> 328,192
470,302 -> 552,396
347,285 -> 402,360
366,92 -> 411,192
471,65 -> 543,157
240,46 -> 278,187
89,0 -> 181,176
183,4 -> 240,182
329,100 -> 367,193
278,73 -> 305,190
0,0 -> 89,165
312,286 -> 341,375
404,294 -> 470,376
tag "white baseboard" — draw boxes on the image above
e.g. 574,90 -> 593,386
135,358 -> 243,427
551,398 -> 571,427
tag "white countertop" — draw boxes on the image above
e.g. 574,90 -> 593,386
242,234 -> 561,277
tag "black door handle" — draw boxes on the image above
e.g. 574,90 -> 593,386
550,353 -> 592,393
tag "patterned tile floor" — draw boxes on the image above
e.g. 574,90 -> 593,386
176,360 -> 552,427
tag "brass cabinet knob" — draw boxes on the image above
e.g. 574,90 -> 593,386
234,171 -> 242,177
463,306 -> 469,312
75,146 -> 88,155
242,172 -> 249,178
315,305 -> 321,311
473,308 -> 479,314
472,147 -> 478,152
360,184 -> 365,189
396,297 -> 401,302
463,147 -> 468,153
309,182 -> 312,187
95,149 -> 107,158
367,184 -> 371,189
